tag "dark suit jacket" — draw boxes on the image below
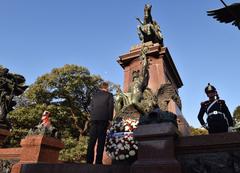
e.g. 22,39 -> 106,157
90,89 -> 114,121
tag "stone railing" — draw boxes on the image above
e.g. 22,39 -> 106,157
176,132 -> 240,173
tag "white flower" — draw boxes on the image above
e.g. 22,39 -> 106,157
129,150 -> 136,156
119,154 -> 125,160
125,126 -> 130,131
117,143 -> 123,149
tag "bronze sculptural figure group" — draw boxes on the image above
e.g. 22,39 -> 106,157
114,43 -> 177,125
0,67 -> 28,129
114,45 -> 157,115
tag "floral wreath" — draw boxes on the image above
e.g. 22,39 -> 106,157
105,117 -> 139,161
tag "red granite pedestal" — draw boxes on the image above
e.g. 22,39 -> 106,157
131,123 -> 182,173
11,135 -> 64,173
0,128 -> 10,147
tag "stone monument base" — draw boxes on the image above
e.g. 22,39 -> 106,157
131,122 -> 181,173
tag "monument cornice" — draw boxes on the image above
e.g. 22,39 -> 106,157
117,43 -> 160,68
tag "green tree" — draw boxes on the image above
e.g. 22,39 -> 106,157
25,64 -> 103,138
7,64 -> 109,162
233,106 -> 240,123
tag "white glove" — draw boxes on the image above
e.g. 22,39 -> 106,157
228,126 -> 234,132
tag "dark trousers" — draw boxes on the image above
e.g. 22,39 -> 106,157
86,120 -> 108,164
207,114 -> 228,134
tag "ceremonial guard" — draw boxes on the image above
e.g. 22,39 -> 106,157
198,83 -> 234,133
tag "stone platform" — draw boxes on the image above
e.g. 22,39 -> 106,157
20,163 -> 131,173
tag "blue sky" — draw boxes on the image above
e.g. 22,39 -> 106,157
0,0 -> 239,127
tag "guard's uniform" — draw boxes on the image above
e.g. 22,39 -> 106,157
198,99 -> 233,133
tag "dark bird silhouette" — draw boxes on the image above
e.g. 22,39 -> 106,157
207,1 -> 240,29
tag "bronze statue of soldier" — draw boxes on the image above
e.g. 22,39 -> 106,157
198,83 -> 234,134
129,46 -> 149,109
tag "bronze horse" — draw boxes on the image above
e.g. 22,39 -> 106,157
136,4 -> 164,45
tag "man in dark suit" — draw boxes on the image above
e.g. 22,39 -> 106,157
198,83 -> 233,134
86,82 -> 114,164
